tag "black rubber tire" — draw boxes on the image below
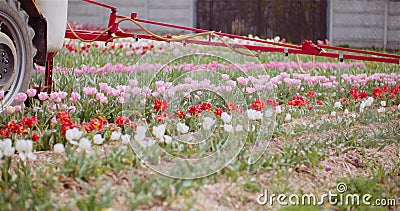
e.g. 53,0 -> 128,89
0,0 -> 36,109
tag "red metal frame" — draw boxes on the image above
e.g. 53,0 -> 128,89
51,0 -> 399,89
45,53 -> 54,88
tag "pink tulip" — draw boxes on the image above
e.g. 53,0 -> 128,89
116,85 -> 127,93
155,81 -> 164,89
184,92 -> 191,99
99,83 -> 109,91
227,80 -> 237,87
54,97 -> 62,103
15,105 -> 22,112
14,93 -> 27,102
164,82 -> 172,89
237,77 -> 249,86
129,79 -> 138,87
58,91 -> 68,99
50,92 -> 58,100
118,96 -> 125,104
38,92 -> 48,101
223,86 -> 232,93
109,88 -> 120,97
69,106 -> 76,113
69,92 -> 81,103
131,87 -> 141,96
96,93 -> 108,104
221,74 -> 230,80
83,87 -> 97,95
26,89 -> 37,97
0,90 -> 5,99
142,87 -> 152,98
246,87 -> 256,94
33,107 -> 41,112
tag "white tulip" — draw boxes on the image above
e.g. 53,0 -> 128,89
3,146 -> 15,157
15,139 -> 27,152
26,140 -> 33,152
223,124 -> 234,133
139,139 -> 156,148
134,126 -> 147,142
221,112 -> 232,124
360,102 -> 366,112
136,125 -> 147,135
247,109 -> 263,120
176,122 -> 189,134
285,114 -> 292,121
147,139 -> 156,147
0,139 -> 12,150
110,131 -> 122,141
275,106 -> 282,114
65,128 -> 83,144
78,138 -> 91,151
93,134 -> 104,145
235,124 -> 244,132
15,140 -> 35,161
202,117 -> 216,131
365,97 -> 373,107
152,124 -> 166,140
138,140 -> 148,148
121,134 -> 131,144
53,143 -> 65,154
6,106 -> 15,115
134,132 -> 146,142
164,135 -> 172,144
265,110 -> 273,118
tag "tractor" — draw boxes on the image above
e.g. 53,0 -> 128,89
0,0 -> 67,109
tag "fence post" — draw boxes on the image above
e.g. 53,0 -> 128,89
327,0 -> 333,44
383,0 -> 388,50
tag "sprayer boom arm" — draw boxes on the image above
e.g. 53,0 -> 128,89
65,0 -> 399,65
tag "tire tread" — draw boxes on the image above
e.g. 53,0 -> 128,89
0,0 -> 37,108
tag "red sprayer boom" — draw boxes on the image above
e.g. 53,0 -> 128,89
61,0 -> 399,89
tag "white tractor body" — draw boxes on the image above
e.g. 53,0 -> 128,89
35,0 -> 68,53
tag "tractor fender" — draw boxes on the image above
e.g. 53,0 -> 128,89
19,0 -> 47,66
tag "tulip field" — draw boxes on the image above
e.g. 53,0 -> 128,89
0,36 -> 399,210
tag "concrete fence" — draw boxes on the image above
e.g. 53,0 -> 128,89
67,0 -> 196,32
329,0 -> 400,49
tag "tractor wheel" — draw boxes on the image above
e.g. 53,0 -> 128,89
0,0 -> 36,110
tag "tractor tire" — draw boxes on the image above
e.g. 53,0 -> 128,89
0,0 -> 36,110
